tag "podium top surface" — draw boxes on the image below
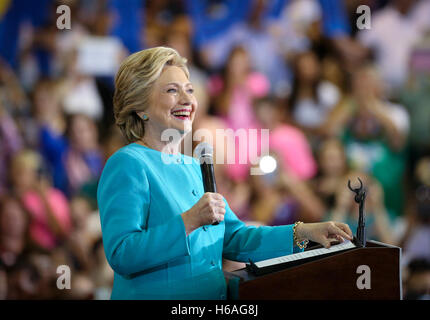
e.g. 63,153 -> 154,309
231,240 -> 401,281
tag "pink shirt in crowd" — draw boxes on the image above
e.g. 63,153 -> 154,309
22,188 -> 72,250
270,124 -> 317,180
208,72 -> 269,130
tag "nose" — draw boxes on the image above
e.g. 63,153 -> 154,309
179,88 -> 193,106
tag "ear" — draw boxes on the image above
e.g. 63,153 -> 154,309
136,112 -> 148,121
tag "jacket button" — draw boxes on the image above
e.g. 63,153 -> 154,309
211,260 -> 216,266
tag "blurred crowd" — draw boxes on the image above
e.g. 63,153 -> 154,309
0,0 -> 430,300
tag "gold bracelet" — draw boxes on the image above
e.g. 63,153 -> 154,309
293,221 -> 309,249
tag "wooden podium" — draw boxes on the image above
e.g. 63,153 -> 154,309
226,240 -> 402,300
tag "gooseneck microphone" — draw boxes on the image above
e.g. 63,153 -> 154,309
348,178 -> 367,247
194,142 -> 218,225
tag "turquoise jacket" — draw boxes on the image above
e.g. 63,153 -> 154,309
97,143 -> 300,300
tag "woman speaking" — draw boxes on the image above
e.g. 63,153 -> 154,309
97,47 -> 353,300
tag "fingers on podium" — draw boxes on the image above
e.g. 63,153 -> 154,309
335,222 -> 353,239
330,222 -> 353,241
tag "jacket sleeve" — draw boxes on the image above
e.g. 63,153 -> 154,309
97,151 -> 190,276
222,200 -> 302,262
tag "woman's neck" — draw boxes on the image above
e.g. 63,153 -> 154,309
136,134 -> 183,155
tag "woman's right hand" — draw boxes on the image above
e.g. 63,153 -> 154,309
181,192 -> 226,235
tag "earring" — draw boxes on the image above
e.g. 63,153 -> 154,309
137,112 -> 149,121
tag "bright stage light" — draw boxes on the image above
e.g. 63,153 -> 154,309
259,155 -> 277,174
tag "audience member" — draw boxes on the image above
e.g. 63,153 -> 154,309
64,113 -> 103,199
357,0 -> 430,92
324,65 -> 410,220
10,150 -> 72,252
289,51 -> 341,141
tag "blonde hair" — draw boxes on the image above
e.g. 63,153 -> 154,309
11,149 -> 42,173
113,46 -> 189,143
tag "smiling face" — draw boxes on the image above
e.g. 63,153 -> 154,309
144,65 -> 198,138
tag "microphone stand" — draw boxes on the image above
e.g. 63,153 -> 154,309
348,178 -> 367,247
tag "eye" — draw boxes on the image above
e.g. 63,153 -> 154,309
167,88 -> 177,93
187,88 -> 194,94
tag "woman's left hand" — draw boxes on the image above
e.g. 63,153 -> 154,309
295,221 -> 353,249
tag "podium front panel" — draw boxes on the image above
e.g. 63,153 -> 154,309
232,243 -> 401,300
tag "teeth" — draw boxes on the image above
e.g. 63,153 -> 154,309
172,111 -> 191,116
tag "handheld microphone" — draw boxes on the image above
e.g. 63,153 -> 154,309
194,142 -> 218,225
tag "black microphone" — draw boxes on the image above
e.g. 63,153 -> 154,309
194,142 -> 218,225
